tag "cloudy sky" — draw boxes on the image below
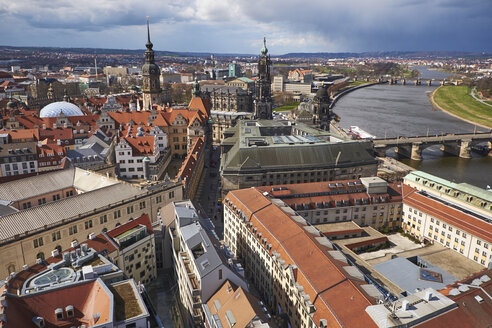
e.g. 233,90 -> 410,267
1,0 -> 491,54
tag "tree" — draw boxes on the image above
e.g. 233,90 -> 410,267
273,91 -> 294,106
171,83 -> 192,104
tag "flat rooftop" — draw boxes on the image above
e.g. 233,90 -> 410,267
419,248 -> 485,280
373,257 -> 457,294
315,221 -> 362,234
108,280 -> 146,322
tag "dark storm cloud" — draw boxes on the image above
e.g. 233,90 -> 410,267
0,0 -> 491,52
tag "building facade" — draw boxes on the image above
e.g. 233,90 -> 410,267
255,177 -> 402,231
223,188 -> 382,328
201,85 -> 253,113
169,200 -> 247,327
220,120 -> 378,196
0,167 -> 182,279
210,111 -> 253,145
402,184 -> 492,268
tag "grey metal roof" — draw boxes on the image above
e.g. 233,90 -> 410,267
181,221 -> 223,278
222,139 -> 376,171
220,120 -> 376,172
0,168 -> 76,202
0,183 -> 143,244
0,168 -> 120,202
373,257 -> 457,294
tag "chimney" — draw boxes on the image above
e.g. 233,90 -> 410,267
402,300 -> 409,311
51,249 -> 59,257
57,139 -> 62,146
71,240 -> 78,248
88,233 -> 96,240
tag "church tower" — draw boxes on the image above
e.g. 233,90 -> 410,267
254,37 -> 273,119
312,85 -> 333,131
142,17 -> 162,111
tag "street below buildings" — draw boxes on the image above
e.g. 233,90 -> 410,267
194,147 -> 224,239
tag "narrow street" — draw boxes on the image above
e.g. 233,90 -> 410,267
194,147 -> 224,239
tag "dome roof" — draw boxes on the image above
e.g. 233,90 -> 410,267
40,101 -> 84,118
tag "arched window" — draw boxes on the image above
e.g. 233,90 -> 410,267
36,252 -> 45,261
102,228 -> 108,233
115,223 -> 121,228
55,245 -> 62,253
7,264 -> 16,274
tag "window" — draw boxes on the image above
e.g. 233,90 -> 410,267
100,215 -> 107,224
33,237 -> 44,248
52,194 -> 60,201
139,201 -> 146,209
127,206 -> 134,214
38,198 -> 46,205
69,225 -> 78,235
169,191 -> 175,199
156,195 -> 162,203
85,220 -> 93,230
36,252 -> 45,260
52,231 -> 61,242
114,210 -> 121,219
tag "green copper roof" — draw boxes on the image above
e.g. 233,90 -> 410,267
405,171 -> 492,202
261,36 -> 268,55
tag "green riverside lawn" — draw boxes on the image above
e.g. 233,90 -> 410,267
432,85 -> 492,128
273,102 -> 298,112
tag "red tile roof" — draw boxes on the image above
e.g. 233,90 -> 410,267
121,136 -> 155,156
176,137 -> 204,185
0,128 -> 40,141
255,180 -> 402,210
3,279 -> 111,327
419,270 -> 492,327
226,188 -> 377,328
188,96 -> 211,116
106,213 -> 153,239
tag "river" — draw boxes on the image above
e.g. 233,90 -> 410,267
334,66 -> 492,188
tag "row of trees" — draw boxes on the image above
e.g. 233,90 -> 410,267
476,78 -> 492,98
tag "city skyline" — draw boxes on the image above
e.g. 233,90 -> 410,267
1,0 -> 491,54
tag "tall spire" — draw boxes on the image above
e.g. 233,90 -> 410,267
261,36 -> 268,55
146,16 -> 153,50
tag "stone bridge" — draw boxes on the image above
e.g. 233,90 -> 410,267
354,76 -> 457,86
373,132 -> 492,160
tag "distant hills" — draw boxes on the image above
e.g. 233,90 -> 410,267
1,46 -> 491,59
279,51 -> 492,59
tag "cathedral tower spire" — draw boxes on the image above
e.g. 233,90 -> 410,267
254,36 -> 273,119
142,17 -> 162,111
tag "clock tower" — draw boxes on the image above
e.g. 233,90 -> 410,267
142,17 -> 162,111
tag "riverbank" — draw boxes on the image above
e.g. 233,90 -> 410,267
430,86 -> 492,129
330,81 -> 380,108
